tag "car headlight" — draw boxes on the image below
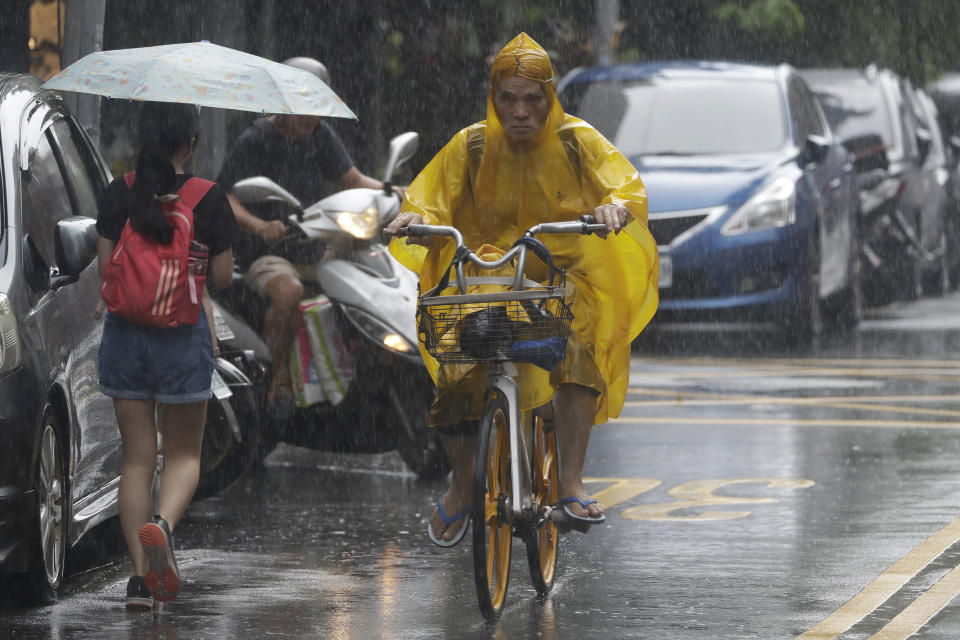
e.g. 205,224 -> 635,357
0,294 -> 21,376
341,305 -> 415,355
721,177 -> 796,236
332,206 -> 379,240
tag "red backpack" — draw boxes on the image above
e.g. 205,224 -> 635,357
101,173 -> 214,328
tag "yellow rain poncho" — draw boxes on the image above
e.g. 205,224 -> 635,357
390,33 -> 659,427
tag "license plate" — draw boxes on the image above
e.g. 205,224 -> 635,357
210,370 -> 232,400
658,253 -> 673,289
212,306 -> 235,342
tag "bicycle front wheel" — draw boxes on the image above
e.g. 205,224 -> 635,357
526,415 -> 559,594
472,393 -> 513,621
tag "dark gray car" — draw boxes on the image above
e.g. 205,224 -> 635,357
803,66 -> 951,303
0,73 -> 119,604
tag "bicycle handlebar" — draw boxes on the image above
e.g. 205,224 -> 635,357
391,215 -> 609,293
394,215 -> 607,267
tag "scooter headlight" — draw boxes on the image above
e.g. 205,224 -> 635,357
332,206 -> 379,240
341,305 -> 416,355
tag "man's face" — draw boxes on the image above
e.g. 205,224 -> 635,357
285,114 -> 323,139
492,76 -> 550,142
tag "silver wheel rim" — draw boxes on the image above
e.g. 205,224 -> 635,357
38,423 -> 64,585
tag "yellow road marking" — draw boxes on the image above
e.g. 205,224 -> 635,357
582,477 -> 661,509
622,478 -> 813,521
629,368 -> 960,382
627,388 -> 960,404
621,398 -> 960,418
607,416 -> 960,429
637,357 -> 960,368
797,516 -> 960,639
868,563 -> 960,639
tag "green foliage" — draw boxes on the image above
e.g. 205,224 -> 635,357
715,0 -> 805,40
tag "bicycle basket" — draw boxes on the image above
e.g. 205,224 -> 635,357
418,275 -> 574,367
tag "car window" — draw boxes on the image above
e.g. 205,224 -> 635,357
800,83 -> 827,138
21,127 -> 74,269
563,78 -> 786,156
891,77 -> 919,159
46,119 -> 103,219
807,76 -> 895,149
915,92 -> 947,163
788,78 -> 826,142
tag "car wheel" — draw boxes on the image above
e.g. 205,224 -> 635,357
921,228 -> 950,296
388,382 -> 449,480
899,209 -> 924,302
785,230 -> 823,345
195,380 -> 262,500
839,220 -> 864,330
947,214 -> 960,291
23,409 -> 67,604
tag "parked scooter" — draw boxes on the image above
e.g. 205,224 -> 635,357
207,132 -> 448,480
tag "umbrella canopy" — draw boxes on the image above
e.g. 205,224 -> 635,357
41,41 -> 357,119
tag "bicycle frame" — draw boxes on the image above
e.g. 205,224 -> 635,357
485,361 -> 529,522
402,217 -> 607,525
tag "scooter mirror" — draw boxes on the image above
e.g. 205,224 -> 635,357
381,132 -> 420,186
232,177 -> 303,210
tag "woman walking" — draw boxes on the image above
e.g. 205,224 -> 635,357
96,101 -> 237,608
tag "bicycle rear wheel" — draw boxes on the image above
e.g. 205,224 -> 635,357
526,415 -> 559,594
472,393 -> 513,621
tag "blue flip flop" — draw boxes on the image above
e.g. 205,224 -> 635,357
427,497 -> 471,548
560,496 -> 606,525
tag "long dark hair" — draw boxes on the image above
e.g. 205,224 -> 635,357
126,102 -> 200,244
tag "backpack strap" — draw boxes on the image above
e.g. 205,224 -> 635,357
175,177 -> 216,210
465,125 -> 582,179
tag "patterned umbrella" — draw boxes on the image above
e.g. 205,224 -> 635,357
41,41 -> 357,119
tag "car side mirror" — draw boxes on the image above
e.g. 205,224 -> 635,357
50,216 -> 98,288
381,131 -> 419,188
803,135 -> 830,166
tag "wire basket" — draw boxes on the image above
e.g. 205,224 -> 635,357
418,279 -> 573,365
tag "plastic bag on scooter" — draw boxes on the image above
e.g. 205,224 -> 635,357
289,295 -> 354,407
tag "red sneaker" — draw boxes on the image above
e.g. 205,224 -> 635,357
138,516 -> 180,602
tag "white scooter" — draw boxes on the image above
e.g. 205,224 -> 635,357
209,132 -> 447,478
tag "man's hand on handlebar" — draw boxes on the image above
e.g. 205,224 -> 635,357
256,219 -> 289,246
593,203 -> 628,238
385,212 -> 432,247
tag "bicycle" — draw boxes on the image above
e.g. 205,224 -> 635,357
395,215 -> 607,620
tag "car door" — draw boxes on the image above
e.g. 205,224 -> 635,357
789,77 -> 839,296
19,102 -> 119,522
913,90 -> 950,261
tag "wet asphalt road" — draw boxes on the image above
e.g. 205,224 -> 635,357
7,295 -> 960,638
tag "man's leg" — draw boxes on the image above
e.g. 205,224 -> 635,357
261,271 -> 304,401
554,383 -> 604,519
429,431 -> 476,542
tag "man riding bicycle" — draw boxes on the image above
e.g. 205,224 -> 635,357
386,33 -> 659,545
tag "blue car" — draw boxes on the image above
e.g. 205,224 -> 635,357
558,61 -> 862,340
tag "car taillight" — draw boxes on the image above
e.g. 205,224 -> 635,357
0,293 -> 21,376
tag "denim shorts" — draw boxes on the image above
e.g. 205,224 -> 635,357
98,311 -> 215,404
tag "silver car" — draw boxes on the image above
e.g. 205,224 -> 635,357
0,73 -> 119,604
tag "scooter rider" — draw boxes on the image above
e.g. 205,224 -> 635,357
217,56 -> 401,418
